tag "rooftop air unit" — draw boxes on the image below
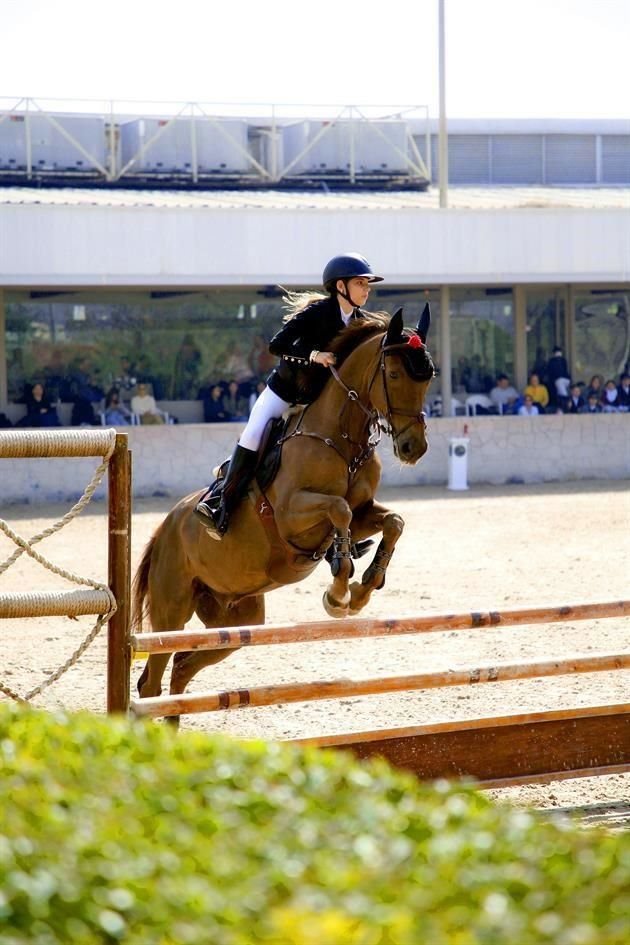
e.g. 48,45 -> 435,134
120,117 -> 252,176
282,119 -> 411,176
0,114 -> 106,172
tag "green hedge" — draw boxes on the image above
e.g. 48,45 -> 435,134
0,704 -> 628,944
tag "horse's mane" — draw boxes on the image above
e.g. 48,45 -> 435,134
329,312 -> 391,366
330,311 -> 435,381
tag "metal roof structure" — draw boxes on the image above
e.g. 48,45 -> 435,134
2,99 -> 630,190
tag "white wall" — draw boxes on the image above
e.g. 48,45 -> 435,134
1,202 -> 629,287
1,416 -> 627,506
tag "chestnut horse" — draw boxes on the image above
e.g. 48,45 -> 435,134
133,307 -> 434,704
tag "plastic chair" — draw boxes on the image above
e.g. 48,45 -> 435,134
465,394 -> 494,415
99,411 -> 139,426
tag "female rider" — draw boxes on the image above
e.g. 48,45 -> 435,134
194,252 -> 383,539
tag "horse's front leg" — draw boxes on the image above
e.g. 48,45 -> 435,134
347,501 -> 405,615
283,489 -> 354,618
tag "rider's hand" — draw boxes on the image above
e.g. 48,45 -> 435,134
312,351 -> 336,368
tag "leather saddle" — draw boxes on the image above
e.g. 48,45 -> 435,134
207,416 -> 288,501
209,415 -> 373,566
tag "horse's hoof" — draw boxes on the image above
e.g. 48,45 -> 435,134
322,590 -> 349,618
348,601 -> 366,616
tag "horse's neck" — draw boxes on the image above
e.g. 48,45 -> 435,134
303,336 -> 380,436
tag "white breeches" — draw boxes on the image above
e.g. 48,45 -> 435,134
238,386 -> 289,452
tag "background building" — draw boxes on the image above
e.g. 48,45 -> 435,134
1,104 -> 628,497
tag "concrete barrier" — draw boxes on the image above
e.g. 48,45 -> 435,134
1,414 -> 628,504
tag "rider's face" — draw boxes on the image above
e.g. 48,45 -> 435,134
337,277 -> 372,307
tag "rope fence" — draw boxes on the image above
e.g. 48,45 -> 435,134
0,430 -> 131,709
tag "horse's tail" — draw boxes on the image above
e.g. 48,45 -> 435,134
131,532 -> 158,635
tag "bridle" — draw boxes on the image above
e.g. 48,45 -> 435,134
281,332 -> 432,476
373,336 -> 433,442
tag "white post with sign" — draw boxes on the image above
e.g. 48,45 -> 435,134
447,436 -> 470,490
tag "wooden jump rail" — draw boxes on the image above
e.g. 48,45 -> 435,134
131,651 -> 630,718
131,600 -> 630,654
0,429 -> 132,713
130,601 -> 630,787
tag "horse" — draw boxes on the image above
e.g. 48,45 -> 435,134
132,306 -> 435,706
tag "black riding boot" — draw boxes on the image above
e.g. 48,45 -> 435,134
194,444 -> 258,540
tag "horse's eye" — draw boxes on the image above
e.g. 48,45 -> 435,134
388,371 -> 400,380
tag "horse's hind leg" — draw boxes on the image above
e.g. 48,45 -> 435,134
137,585 -> 196,699
169,592 -> 265,703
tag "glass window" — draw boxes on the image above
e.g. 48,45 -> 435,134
4,285 -> 521,416
449,288 -> 514,394
526,289 -> 566,379
573,290 -> 630,385
4,290 -> 288,405
6,287 -> 443,403
525,287 -> 628,391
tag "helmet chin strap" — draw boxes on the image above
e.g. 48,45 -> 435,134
337,278 -> 360,311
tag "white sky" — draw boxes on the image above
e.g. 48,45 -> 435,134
2,0 -> 629,119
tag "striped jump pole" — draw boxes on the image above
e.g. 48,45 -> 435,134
130,650 -> 630,719
132,600 -> 630,656
130,599 -> 629,786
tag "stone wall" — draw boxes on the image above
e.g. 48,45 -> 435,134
1,415 -> 628,506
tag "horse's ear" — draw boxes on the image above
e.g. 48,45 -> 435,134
386,307 -> 404,345
416,302 -> 431,344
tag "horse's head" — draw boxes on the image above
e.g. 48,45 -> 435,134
329,308 -> 435,464
375,305 -> 435,463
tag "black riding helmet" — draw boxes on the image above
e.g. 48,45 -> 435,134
322,253 -> 384,294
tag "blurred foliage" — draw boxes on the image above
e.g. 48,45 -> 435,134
0,704 -> 628,945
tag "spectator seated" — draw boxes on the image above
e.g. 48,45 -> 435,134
130,383 -> 170,425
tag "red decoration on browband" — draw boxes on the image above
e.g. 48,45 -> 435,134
407,333 -> 423,348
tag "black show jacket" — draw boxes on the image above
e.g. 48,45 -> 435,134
266,297 -> 366,405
